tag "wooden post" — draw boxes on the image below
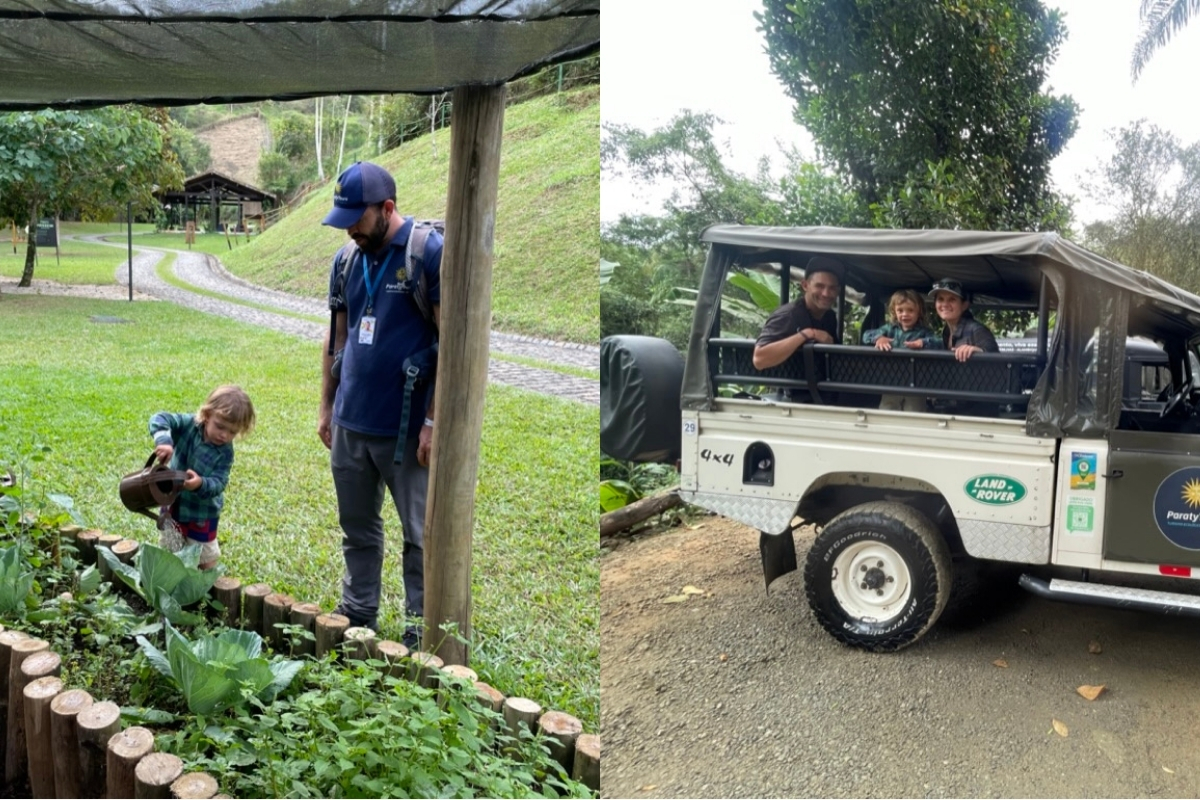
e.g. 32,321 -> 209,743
50,688 -> 93,799
107,726 -> 154,800
538,711 -> 583,773
408,651 -> 444,689
170,771 -> 219,798
474,681 -> 504,713
314,613 -> 349,659
76,530 -> 102,566
95,534 -> 123,581
23,676 -> 62,799
288,602 -> 321,657
571,733 -> 600,791
211,577 -> 241,628
6,637 -> 48,786
113,538 -> 140,567
0,629 -> 30,748
423,83 -> 507,668
77,700 -> 120,798
343,627 -> 377,662
502,697 -> 542,742
262,593 -> 295,649
376,640 -> 408,680
241,583 -> 271,634
133,752 -> 182,799
437,664 -> 477,706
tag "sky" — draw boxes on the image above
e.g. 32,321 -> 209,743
600,0 -> 1200,226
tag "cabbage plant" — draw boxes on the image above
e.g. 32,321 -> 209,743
100,542 -> 218,626
137,620 -> 303,715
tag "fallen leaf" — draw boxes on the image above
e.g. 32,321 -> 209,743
662,595 -> 688,604
993,659 -> 1009,668
1164,767 -> 1175,775
1076,684 -> 1106,701
688,523 -> 705,530
1088,640 -> 1102,655
640,785 -> 657,792
681,585 -> 704,595
1052,719 -> 1069,737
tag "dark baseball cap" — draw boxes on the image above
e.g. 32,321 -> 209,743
928,278 -> 966,301
804,256 -> 844,281
321,161 -> 396,228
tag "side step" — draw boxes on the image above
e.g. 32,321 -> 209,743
1019,574 -> 1200,619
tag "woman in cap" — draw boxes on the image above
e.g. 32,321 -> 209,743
928,278 -> 999,362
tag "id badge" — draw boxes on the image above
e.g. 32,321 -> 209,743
358,315 -> 377,345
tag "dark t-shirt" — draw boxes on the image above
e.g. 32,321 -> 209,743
756,301 -> 838,350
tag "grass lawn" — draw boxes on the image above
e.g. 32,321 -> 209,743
0,294 -> 598,727
0,238 -> 138,285
102,231 -> 256,258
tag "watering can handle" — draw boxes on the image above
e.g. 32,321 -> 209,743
144,451 -> 164,471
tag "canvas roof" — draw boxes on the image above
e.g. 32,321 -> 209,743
0,1 -> 599,109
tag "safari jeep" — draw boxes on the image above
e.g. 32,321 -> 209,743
601,226 -> 1200,651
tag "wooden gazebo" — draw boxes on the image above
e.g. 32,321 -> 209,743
160,171 -> 277,233
0,1 -> 600,668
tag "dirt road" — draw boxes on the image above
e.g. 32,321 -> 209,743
602,516 -> 1200,798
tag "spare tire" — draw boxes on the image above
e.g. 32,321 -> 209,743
600,335 -> 684,463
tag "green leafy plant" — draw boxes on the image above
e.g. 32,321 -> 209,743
101,543 -> 220,626
599,479 -> 638,513
136,620 -> 303,715
0,543 -> 35,616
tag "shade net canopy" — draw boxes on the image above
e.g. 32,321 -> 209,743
0,1 -> 599,109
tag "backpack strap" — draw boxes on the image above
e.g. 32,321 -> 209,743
394,342 -> 439,464
404,219 -> 444,334
327,240 -> 360,356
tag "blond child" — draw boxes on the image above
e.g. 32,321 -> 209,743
149,385 -> 256,570
862,289 -> 943,411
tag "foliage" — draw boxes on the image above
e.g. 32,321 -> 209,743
1131,0 -> 1199,80
161,658 -> 590,798
758,0 -> 1078,231
168,121 -> 212,177
1079,120 -> 1200,294
137,620 -> 302,715
101,543 -> 220,626
0,543 -> 35,616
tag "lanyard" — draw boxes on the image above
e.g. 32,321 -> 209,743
361,248 -> 396,316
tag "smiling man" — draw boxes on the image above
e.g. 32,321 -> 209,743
752,256 -> 843,370
317,160 -> 443,649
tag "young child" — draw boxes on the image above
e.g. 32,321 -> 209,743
862,289 -> 942,410
148,385 -> 255,570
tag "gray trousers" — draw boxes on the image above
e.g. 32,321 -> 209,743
330,424 -> 427,629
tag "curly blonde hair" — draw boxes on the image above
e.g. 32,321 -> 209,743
197,385 -> 256,437
888,289 -> 929,328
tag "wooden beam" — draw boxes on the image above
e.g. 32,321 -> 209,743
422,83 -> 506,668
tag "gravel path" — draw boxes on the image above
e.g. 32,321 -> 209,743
82,234 -> 599,405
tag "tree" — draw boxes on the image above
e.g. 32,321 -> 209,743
758,0 -> 1079,231
1080,120 -> 1200,293
1131,0 -> 1200,81
0,106 -> 183,286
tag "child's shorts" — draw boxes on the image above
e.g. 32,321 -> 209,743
158,507 -> 221,565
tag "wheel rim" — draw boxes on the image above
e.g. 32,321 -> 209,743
830,540 -> 912,624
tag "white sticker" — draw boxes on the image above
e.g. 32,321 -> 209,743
682,419 -> 697,436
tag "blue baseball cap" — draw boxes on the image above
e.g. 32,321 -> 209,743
322,161 -> 396,228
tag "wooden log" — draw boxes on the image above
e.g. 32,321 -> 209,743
408,651 -> 444,689
343,627 -> 378,662
288,602 -> 321,657
599,490 -> 683,537
6,637 -> 49,786
133,752 -> 183,799
502,696 -> 542,743
262,593 -> 295,650
170,771 -> 219,799
60,524 -> 82,556
376,640 -> 409,680
95,534 -> 123,581
538,710 -> 583,772
241,583 -> 272,634
210,577 -> 241,628
0,630 -> 30,737
436,664 -> 478,706
113,538 -> 140,566
77,700 -> 120,798
441,664 -> 477,685
76,529 -> 102,565
474,681 -> 504,713
314,613 -> 349,659
23,676 -> 62,799
423,83 -> 508,668
107,726 -> 155,800
50,688 -> 93,799
571,733 -> 600,791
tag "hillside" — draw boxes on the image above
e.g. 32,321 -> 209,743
220,87 -> 599,343
195,114 -> 270,185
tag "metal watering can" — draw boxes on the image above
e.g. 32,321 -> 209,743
119,453 -> 187,523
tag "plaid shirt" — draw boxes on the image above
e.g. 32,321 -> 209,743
148,412 -> 233,523
862,321 -> 942,350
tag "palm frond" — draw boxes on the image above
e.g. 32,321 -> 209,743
1132,0 -> 1200,81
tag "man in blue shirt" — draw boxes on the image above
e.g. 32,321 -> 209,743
318,161 -> 442,649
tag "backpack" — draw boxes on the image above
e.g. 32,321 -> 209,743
326,218 -> 443,361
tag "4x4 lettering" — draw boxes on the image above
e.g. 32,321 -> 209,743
700,448 -> 734,466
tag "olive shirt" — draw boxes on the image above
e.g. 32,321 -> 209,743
862,321 -> 942,350
756,301 -> 838,351
942,315 -> 999,353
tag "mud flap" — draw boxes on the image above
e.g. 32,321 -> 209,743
760,530 -> 797,592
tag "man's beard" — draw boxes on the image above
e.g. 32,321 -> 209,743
357,211 -> 390,252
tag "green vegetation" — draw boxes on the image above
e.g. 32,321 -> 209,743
0,237 -> 133,285
222,87 -> 600,343
107,231 -> 254,257
0,295 -> 598,726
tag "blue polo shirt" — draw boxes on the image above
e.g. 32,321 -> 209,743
329,217 -> 442,438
